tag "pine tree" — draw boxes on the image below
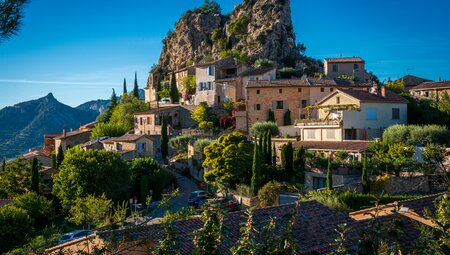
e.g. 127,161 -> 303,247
56,145 -> 64,169
326,156 -> 333,190
293,146 -> 306,185
362,153 -> 370,194
169,72 -> 179,103
283,109 -> 292,126
251,138 -> 262,196
110,88 -> 117,110
268,109 -> 275,122
266,130 -> 272,165
123,78 -> 127,95
160,114 -> 169,161
31,157 -> 39,193
133,72 -> 139,98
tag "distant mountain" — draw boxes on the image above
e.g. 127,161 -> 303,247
76,89 -> 146,114
0,93 -> 97,159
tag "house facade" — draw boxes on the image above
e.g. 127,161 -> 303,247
101,134 -> 155,160
410,80 -> 450,100
295,86 -> 408,142
324,57 -> 368,82
134,105 -> 195,136
54,128 -> 92,155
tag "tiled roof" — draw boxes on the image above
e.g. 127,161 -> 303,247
102,134 -> 152,143
238,67 -> 275,77
324,57 -> 365,63
54,130 -> 91,140
410,80 -> 450,91
98,201 -> 357,254
339,89 -> 408,103
134,105 -> 179,115
401,75 -> 431,87
247,77 -> 372,89
291,141 -> 369,152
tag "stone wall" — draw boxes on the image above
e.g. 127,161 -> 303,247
383,176 -> 430,195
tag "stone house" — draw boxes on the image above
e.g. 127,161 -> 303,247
101,134 -> 155,161
54,128 -> 92,156
324,57 -> 369,82
22,149 -> 52,167
398,74 -> 431,91
134,105 -> 195,136
295,85 -> 407,142
175,66 -> 196,104
240,77 -> 372,132
410,80 -> 450,100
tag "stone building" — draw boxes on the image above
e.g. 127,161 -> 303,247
410,80 -> 450,100
54,128 -> 92,155
324,57 -> 369,82
101,134 -> 155,161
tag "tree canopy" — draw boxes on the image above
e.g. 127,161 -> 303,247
0,0 -> 29,43
0,157 -> 32,199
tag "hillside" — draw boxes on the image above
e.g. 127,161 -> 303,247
158,0 -> 302,71
75,89 -> 146,114
0,93 -> 97,159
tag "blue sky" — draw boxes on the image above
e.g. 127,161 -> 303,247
0,0 -> 449,109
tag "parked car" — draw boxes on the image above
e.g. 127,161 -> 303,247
188,190 -> 209,206
198,198 -> 239,212
58,230 -> 94,244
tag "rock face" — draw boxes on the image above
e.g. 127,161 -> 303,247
158,0 -> 301,71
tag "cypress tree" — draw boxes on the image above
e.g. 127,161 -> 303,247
56,145 -> 64,169
262,131 -> 267,163
272,144 -> 276,165
284,142 -> 294,181
283,109 -> 292,126
268,109 -> 275,122
169,71 -> 179,103
326,156 -> 333,190
361,153 -> 370,194
258,134 -> 263,155
266,130 -> 272,165
31,157 -> 39,193
110,88 -> 117,110
156,79 -> 162,101
133,72 -> 139,98
160,114 -> 169,161
51,153 -> 56,169
1,158 -> 5,171
123,78 -> 127,95
251,137 -> 262,196
293,146 -> 306,185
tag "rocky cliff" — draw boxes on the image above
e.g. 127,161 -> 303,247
158,0 -> 301,71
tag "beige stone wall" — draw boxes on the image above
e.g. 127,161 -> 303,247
324,61 -> 366,81
195,66 -> 216,105
134,107 -> 181,135
234,110 -> 247,132
343,102 -> 407,129
55,131 -> 91,155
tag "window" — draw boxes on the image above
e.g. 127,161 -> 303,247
425,92 -> 430,97
326,129 -> 336,139
207,66 -> 214,76
354,64 -> 359,70
301,100 -> 308,108
257,90 -> 260,94
313,177 -> 327,190
305,130 -> 316,139
147,117 -> 151,124
249,77 -> 255,81
138,143 -> 146,151
298,88 -> 302,92
392,108 -> 400,120
140,118 -> 143,125
279,89 -> 282,94
134,118 -> 138,124
276,101 -> 284,109
332,64 -> 338,72
255,104 -> 261,111
300,114 -> 306,119
365,108 -> 377,120
330,88 -> 333,92
320,88 -> 324,92
336,97 -> 340,104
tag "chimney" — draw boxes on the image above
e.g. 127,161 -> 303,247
63,128 -> 67,137
381,86 -> 386,97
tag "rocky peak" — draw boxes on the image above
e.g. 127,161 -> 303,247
157,0 -> 301,72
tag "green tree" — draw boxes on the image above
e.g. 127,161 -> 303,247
293,145 -> 306,185
282,142 -> 294,181
56,145 -> 64,169
170,71 -> 179,103
69,194 -> 112,229
423,143 -> 450,186
109,93 -> 149,130
1,158 -> 5,171
90,122 -> 130,139
52,147 -> 131,208
203,132 -> 253,189
14,192 -> 53,227
194,138 -> 213,156
191,102 -> 212,123
168,135 -> 195,150
266,130 -> 272,165
272,143 -> 276,165
251,137 -> 262,196
258,181 -> 282,207
123,77 -> 127,95
110,88 -> 118,110
222,99 -> 234,116
133,72 -> 139,98
30,157 -> 39,193
283,109 -> 292,126
0,205 -> 33,254
155,223 -> 180,255
51,153 -> 56,169
156,79 -> 162,101
230,208 -> 256,254
161,114 -> 169,161
386,79 -> 404,94
361,153 -> 370,194
192,205 -> 223,255
180,75 -> 196,95
268,109 -> 275,122
0,0 -> 29,43
0,157 -> 31,198
327,157 -> 333,190
250,121 -> 279,138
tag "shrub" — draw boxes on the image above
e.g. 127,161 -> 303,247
0,205 -> 33,253
305,190 -> 351,213
250,121 -> 279,138
254,58 -> 274,68
337,191 -> 420,211
13,192 -> 53,227
235,184 -> 252,198
258,181 -> 282,207
194,139 -> 212,155
228,15 -> 250,35
383,124 -> 450,146
169,135 -> 196,150
199,121 -> 214,130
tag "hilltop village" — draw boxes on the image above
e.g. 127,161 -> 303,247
1,0 -> 450,254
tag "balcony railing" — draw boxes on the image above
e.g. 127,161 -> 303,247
295,119 -> 343,127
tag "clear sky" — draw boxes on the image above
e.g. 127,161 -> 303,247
1,0 -> 449,109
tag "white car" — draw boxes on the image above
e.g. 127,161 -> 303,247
58,230 -> 94,244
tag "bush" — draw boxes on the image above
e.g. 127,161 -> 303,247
383,124 -> 450,146
228,15 -> 250,35
169,135 -> 196,150
0,205 -> 33,253
258,181 -> 282,207
305,190 -> 351,213
250,121 -> 279,138
13,192 -> 53,227
235,184 -> 252,198
337,191 -> 421,211
194,138 -> 212,154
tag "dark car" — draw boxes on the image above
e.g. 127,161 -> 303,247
188,190 -> 209,206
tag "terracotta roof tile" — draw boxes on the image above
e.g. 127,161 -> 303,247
339,89 -> 408,103
54,130 -> 91,140
410,80 -> 450,91
102,134 -> 152,143
325,57 -> 365,63
401,75 -> 431,87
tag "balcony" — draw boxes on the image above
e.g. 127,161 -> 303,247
295,119 -> 343,127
